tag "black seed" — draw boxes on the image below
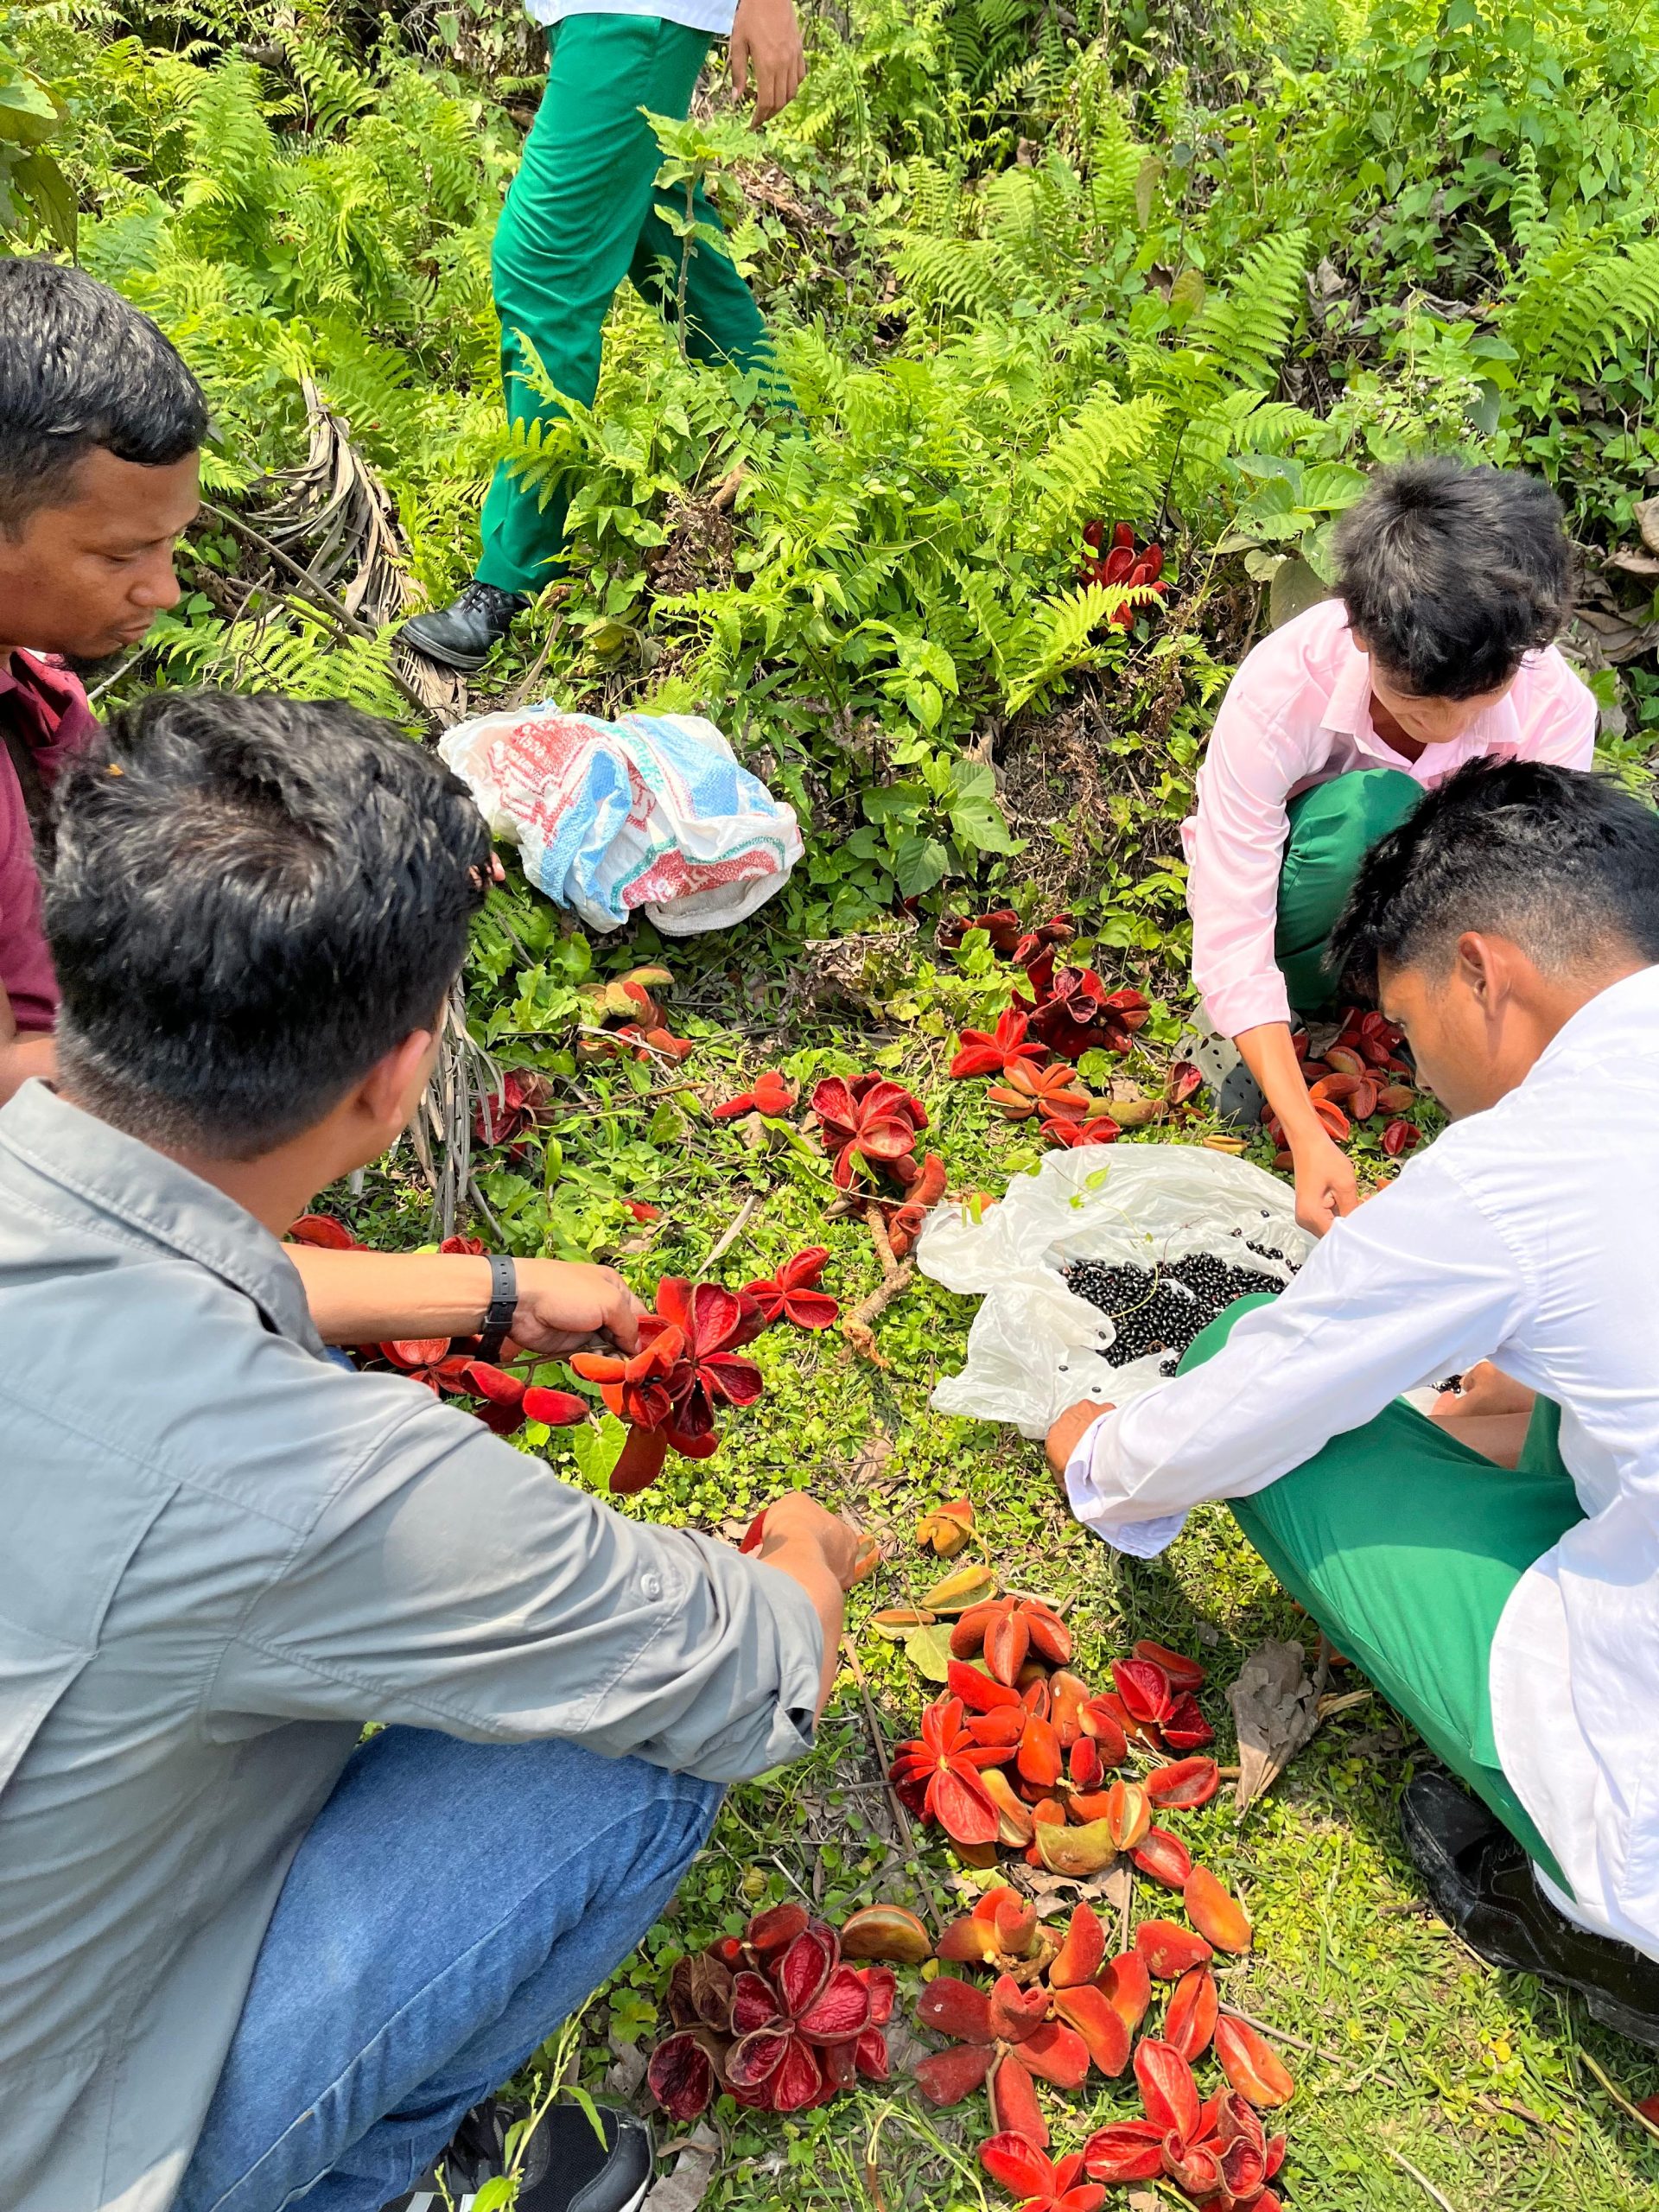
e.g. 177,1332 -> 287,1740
1063,1247 -> 1296,1370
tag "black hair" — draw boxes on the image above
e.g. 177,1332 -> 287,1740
1332,458 -> 1571,700
1330,758 -> 1659,1003
45,690 -> 491,1158
0,257 -> 207,533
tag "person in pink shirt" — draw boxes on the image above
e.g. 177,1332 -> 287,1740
1184,458 -> 1595,1235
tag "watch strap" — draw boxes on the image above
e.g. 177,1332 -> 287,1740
475,1254 -> 518,1363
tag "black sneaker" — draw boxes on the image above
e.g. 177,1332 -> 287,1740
381,2098 -> 655,2212
400,581 -> 530,671
1402,1769 -> 1659,2048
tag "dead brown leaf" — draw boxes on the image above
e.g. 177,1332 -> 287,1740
848,1433 -> 895,1490
602,2037 -> 648,2101
1020,1862 -> 1133,1916
644,2123 -> 720,2212
1229,1637 -> 1321,1814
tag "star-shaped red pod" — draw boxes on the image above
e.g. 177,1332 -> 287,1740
950,1006 -> 1052,1080
744,1246 -> 840,1330
979,2133 -> 1106,2212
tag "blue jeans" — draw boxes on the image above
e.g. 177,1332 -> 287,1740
175,1727 -> 722,2212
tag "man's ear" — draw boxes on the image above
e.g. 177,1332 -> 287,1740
1453,931 -> 1516,1014
356,1027 -> 441,1135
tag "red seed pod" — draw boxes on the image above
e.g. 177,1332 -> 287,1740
1382,1117 -> 1421,1157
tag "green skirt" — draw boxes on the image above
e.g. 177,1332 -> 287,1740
1274,767 -> 1422,1017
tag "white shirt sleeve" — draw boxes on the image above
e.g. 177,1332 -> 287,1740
1065,1152 -> 1535,1550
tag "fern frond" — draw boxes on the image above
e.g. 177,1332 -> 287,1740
1001,581 -> 1159,712
1025,391 -> 1166,550
1185,228 -> 1309,387
1502,235 -> 1659,384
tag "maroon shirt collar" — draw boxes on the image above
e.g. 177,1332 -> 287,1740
0,650 -> 99,786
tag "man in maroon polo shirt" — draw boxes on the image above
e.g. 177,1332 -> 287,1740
0,261 -> 651,1362
0,258 -> 204,1103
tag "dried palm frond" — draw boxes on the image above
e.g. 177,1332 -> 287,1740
260,375 -> 417,628
410,982 -> 507,1241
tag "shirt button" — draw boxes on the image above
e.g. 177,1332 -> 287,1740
642,1572 -> 663,1601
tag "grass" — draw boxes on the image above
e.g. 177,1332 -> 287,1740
353,957 -> 1659,2209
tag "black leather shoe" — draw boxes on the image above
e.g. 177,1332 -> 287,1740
385,2097 -> 654,2212
399,580 -> 530,671
1402,1769 -> 1659,2047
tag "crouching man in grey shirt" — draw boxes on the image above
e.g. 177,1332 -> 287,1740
0,689 -> 860,2212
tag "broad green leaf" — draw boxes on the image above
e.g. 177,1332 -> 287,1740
949,790 -> 1019,853
569,1411 -> 626,1487
13,150 -> 73,251
904,1622 -> 957,1681
1299,462 -> 1370,513
893,833 -> 949,896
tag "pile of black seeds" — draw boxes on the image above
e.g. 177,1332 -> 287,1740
1064,1246 -> 1293,1373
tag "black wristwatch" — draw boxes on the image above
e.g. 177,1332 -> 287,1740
475,1254 -> 518,1363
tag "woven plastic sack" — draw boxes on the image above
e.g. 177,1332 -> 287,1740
438,702 -> 802,936
918,1143 -> 1311,1438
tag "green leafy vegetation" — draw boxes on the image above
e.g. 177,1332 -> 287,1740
19,0 -> 1659,2196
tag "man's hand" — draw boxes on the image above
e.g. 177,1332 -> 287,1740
1432,1360 -> 1535,1423
1046,1398 -> 1112,1489
1289,1126 -> 1360,1238
510,1260 -> 645,1357
756,1492 -> 866,1587
748,1494 -> 864,1715
729,0 -> 805,123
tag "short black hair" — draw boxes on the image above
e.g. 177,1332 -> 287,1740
0,258 -> 207,534
45,691 -> 490,1158
1330,758 -> 1659,1002
1332,459 -> 1570,699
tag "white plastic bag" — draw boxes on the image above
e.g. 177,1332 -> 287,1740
438,701 -> 803,936
917,1143 -> 1311,1438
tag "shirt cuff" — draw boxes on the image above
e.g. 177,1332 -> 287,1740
1062,1408 -> 1189,1559
1199,970 -> 1294,1039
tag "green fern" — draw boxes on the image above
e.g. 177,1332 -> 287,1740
1503,233 -> 1659,385
1002,579 -> 1159,711
1024,391 -> 1166,550
1184,228 -> 1310,388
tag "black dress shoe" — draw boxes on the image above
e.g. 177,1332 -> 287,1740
1402,1769 -> 1659,2047
381,2098 -> 655,2212
399,581 -> 530,671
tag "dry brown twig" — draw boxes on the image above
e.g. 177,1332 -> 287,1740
1577,2045 -> 1659,2145
408,982 -> 504,1240
840,1635 -> 945,1941
840,1205 -> 915,1367
703,1188 -> 766,1271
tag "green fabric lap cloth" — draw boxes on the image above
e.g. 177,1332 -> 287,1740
479,14 -> 788,595
1178,1294 -> 1580,1889
1274,767 -> 1423,1018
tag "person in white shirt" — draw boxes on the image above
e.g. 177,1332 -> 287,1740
1050,757 -> 1659,2045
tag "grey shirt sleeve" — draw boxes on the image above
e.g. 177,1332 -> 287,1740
208,1398 -> 824,1783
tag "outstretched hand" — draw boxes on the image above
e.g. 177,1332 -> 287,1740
1046,1398 -> 1112,1494
508,1260 -> 647,1357
729,0 -> 806,123
747,1492 -> 867,1716
1289,1126 -> 1360,1238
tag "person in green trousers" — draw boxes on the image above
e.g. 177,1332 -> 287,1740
1181,458 -> 1598,1240
1048,758 -> 1659,2044
402,0 -> 802,670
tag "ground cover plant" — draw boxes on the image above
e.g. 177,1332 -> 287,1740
17,0 -> 1659,2197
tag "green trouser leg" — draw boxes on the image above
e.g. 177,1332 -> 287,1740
1273,768 -> 1423,1018
1178,1296 -> 1580,1889
478,14 -> 784,594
